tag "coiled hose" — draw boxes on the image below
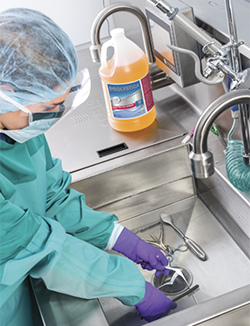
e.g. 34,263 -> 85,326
226,118 -> 250,192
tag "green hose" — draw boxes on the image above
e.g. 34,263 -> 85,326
225,119 -> 250,192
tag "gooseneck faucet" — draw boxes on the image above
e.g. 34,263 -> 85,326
89,2 -> 174,90
189,90 -> 250,179
90,2 -> 155,64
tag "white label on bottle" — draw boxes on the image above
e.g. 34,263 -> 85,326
106,73 -> 154,119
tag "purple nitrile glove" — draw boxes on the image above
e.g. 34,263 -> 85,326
113,227 -> 169,277
135,281 -> 177,322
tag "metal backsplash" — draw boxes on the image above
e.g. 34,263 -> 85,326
71,144 -> 195,221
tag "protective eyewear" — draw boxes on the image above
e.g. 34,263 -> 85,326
0,68 -> 90,123
30,69 -> 90,122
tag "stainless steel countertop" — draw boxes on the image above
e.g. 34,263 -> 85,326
45,42 -> 224,177
45,52 -> 187,175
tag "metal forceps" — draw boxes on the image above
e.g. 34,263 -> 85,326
147,221 -> 175,255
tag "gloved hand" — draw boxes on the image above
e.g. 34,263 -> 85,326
113,227 -> 169,277
135,281 -> 177,322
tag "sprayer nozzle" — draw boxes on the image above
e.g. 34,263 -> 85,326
189,150 -> 214,179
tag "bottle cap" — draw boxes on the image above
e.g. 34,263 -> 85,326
110,28 -> 125,38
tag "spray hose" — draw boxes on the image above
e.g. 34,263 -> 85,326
226,118 -> 250,192
223,76 -> 250,192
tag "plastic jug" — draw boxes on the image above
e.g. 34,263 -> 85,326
99,28 -> 156,132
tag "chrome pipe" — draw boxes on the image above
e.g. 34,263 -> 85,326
224,0 -> 241,73
89,2 -> 155,64
89,2 -> 175,90
148,0 -> 223,55
189,90 -> 250,178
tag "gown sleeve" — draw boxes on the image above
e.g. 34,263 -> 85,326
0,190 -> 42,277
0,192 -> 145,307
43,137 -> 118,250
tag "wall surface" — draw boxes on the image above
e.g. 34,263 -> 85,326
0,0 -> 147,49
0,0 -> 113,46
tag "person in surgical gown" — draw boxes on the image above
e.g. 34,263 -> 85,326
0,8 -> 177,325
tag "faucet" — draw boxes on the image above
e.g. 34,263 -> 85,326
189,89 -> 250,179
89,2 -> 174,90
90,2 -> 155,64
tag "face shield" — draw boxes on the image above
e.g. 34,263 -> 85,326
23,68 -> 90,123
0,68 -> 91,143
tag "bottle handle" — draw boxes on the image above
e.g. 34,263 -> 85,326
101,39 -> 114,68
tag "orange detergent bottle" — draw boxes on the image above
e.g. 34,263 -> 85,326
99,28 -> 156,132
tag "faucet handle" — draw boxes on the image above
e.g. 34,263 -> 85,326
220,40 -> 244,54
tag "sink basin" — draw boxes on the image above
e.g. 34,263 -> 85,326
32,143 -> 250,326
99,195 -> 250,326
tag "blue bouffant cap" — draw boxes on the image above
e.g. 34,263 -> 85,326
0,8 -> 78,113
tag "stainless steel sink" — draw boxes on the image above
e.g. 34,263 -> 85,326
73,143 -> 250,326
99,195 -> 250,326
32,143 -> 250,326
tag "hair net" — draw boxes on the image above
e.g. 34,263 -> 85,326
0,8 -> 78,113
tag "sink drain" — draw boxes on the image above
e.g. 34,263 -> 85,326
151,265 -> 193,296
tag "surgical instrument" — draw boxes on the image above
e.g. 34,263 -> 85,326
160,213 -> 207,261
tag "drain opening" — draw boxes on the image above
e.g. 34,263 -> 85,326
97,142 -> 128,158
152,265 -> 193,296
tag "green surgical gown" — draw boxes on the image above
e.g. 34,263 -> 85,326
0,134 -> 145,326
